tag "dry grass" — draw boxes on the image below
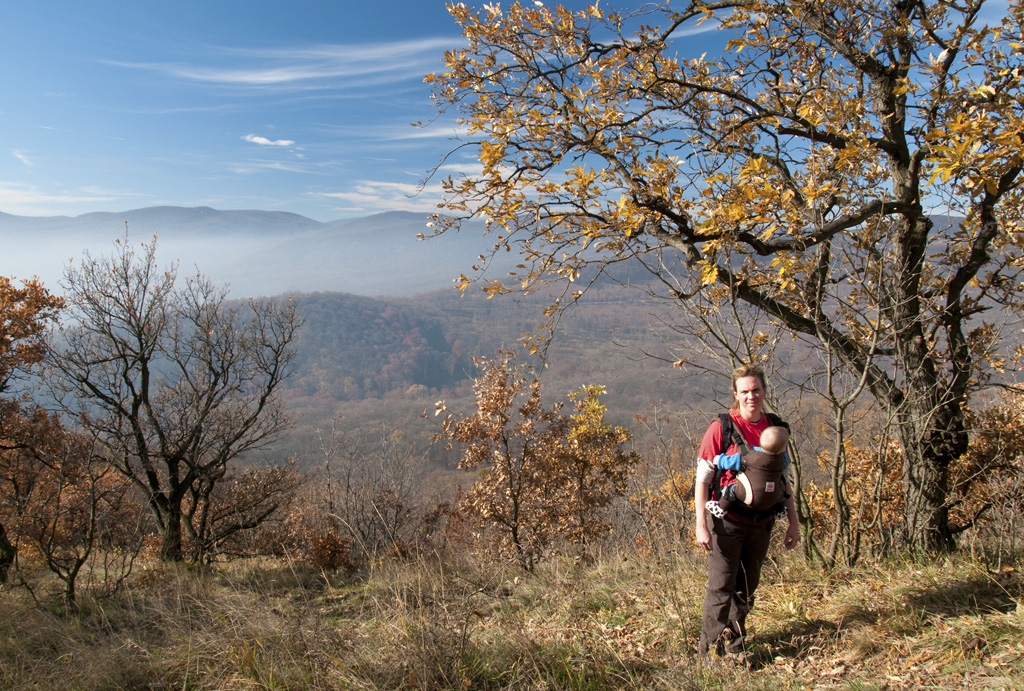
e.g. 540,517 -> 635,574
1,547 -> 1022,690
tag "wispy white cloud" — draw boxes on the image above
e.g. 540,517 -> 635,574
0,182 -> 143,214
242,134 -> 295,146
109,37 -> 459,90
436,161 -> 485,177
12,151 -> 34,167
664,11 -> 726,40
316,180 -> 445,213
121,104 -> 236,115
383,123 -> 470,142
312,122 -> 468,145
229,160 -> 314,175
32,125 -> 126,142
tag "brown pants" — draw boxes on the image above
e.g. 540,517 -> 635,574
699,513 -> 774,656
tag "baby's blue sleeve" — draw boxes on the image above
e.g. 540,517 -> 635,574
716,452 -> 742,472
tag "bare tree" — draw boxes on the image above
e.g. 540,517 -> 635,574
188,458 -> 304,563
49,235 -> 302,562
306,420 -> 424,563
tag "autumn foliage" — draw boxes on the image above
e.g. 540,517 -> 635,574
0,276 -> 64,396
0,406 -> 143,606
0,277 -> 67,586
434,352 -> 637,569
804,388 -> 1024,563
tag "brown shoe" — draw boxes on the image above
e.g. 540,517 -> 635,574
723,621 -> 746,654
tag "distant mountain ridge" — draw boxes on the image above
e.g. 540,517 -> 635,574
0,206 -> 323,237
3,205 -> 962,300
0,206 -> 506,297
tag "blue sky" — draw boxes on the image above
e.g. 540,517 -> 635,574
2,1 -> 1010,223
0,0 -> 574,221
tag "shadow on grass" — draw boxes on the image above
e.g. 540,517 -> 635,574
747,616 -> 857,670
745,570 -> 1021,670
903,574 -> 1019,617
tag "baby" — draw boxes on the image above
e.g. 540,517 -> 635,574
758,425 -> 790,455
717,425 -> 790,472
715,425 -> 790,513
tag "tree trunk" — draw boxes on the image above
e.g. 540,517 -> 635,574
0,522 -> 14,583
888,210 -> 967,553
899,397 -> 966,553
159,508 -> 184,562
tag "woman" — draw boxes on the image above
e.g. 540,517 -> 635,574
694,364 -> 799,658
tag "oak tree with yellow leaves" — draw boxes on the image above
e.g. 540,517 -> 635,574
427,0 -> 1024,552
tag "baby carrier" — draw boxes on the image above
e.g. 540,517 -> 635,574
709,412 -> 790,523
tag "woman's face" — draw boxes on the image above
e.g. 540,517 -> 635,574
733,375 -> 765,421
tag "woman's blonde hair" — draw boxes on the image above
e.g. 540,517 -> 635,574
730,363 -> 767,410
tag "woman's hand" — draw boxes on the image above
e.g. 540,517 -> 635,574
696,523 -> 712,551
782,492 -> 800,549
784,519 -> 800,550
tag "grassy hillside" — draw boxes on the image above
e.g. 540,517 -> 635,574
3,548 -> 1020,689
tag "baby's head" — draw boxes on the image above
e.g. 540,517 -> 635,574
759,425 -> 789,454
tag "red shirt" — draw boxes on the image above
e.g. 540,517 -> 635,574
698,410 -> 774,462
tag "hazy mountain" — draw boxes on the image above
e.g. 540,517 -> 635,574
0,206 -> 322,236
5,205 -> 959,299
215,211 -> 503,297
0,206 -> 507,297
